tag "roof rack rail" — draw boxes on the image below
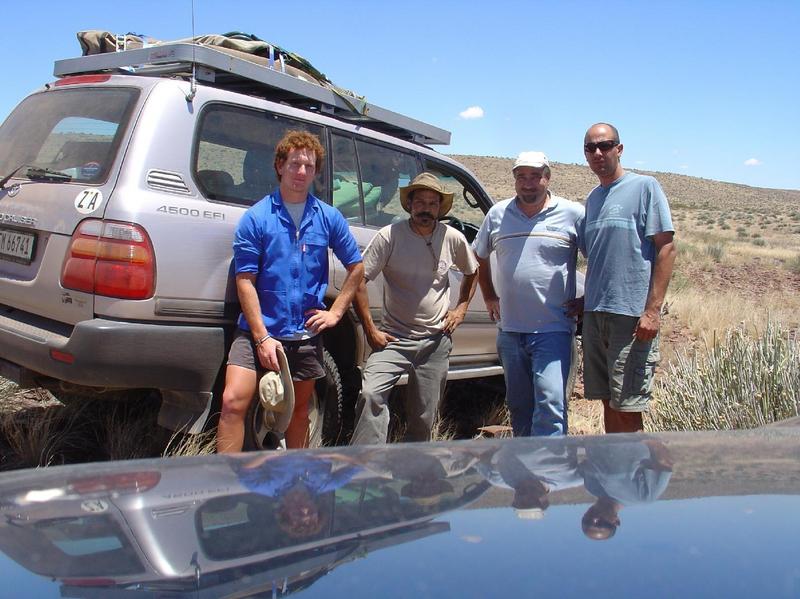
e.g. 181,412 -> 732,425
53,43 -> 451,146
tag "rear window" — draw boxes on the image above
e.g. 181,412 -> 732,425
0,87 -> 139,184
0,514 -> 145,577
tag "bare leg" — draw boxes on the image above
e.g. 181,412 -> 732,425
285,379 -> 316,449
217,365 -> 258,453
602,400 -> 644,433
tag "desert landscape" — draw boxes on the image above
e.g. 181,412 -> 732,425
2,156 -> 799,467
453,154 -> 800,434
454,154 -> 800,336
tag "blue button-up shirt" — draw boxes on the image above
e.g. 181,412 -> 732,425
233,190 -> 362,339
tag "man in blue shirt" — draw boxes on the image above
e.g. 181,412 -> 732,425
217,130 -> 364,452
473,152 -> 584,436
576,123 -> 676,433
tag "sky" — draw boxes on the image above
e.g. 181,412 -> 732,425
1,0 -> 797,190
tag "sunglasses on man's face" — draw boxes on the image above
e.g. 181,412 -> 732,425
584,140 -> 619,153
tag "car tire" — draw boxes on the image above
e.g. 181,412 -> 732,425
244,348 -> 343,450
308,349 -> 344,447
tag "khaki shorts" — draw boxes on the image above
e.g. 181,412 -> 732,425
582,311 -> 660,412
226,329 -> 325,381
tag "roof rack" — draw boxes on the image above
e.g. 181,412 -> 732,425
53,43 -> 451,145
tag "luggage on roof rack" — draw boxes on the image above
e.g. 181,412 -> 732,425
54,31 -> 451,146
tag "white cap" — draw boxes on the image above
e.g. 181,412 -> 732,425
515,507 -> 545,520
513,151 -> 550,170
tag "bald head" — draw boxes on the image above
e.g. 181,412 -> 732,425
584,122 -> 620,144
584,122 -> 624,185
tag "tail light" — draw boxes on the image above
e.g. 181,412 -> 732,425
68,471 -> 161,495
61,219 -> 156,299
54,74 -> 111,86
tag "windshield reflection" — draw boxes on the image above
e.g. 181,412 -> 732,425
5,430 -> 798,597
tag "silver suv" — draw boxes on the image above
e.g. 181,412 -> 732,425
0,42 -> 500,448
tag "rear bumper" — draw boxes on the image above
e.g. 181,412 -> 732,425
0,307 -> 225,393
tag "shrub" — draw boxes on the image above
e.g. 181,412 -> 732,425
705,242 -> 726,262
787,253 -> 800,275
752,238 -> 766,247
648,321 -> 799,431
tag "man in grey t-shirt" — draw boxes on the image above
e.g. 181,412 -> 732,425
350,172 -> 478,445
575,123 -> 677,433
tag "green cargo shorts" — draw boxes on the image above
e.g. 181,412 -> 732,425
582,311 -> 660,412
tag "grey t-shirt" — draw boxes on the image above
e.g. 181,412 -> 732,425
283,200 -> 307,230
577,173 -> 674,316
362,220 -> 478,338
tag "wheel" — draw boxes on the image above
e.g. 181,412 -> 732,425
244,348 -> 343,450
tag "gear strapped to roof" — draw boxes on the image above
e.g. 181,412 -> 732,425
53,41 -> 451,146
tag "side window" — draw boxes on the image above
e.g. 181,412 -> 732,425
194,105 -> 327,206
357,141 -> 420,228
331,133 -> 363,223
422,162 -> 491,242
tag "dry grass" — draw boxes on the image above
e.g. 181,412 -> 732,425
568,399 -> 603,435
0,400 -> 93,470
667,288 -> 800,341
163,428 -> 218,457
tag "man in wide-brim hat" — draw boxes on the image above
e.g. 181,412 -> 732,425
351,172 -> 478,445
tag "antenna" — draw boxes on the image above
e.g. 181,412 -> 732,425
185,0 -> 197,102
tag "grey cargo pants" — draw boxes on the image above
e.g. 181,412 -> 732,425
350,333 -> 452,445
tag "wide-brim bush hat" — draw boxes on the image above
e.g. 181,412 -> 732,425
399,172 -> 454,218
258,348 -> 294,434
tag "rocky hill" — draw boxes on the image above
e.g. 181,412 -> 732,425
450,154 -> 800,212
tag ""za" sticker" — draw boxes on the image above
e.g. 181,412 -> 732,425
74,189 -> 103,214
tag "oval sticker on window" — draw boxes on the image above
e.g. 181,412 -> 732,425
74,189 -> 103,214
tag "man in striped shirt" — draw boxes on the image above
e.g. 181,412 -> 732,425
473,152 -> 584,436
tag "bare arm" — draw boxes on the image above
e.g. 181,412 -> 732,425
476,255 -> 500,322
353,277 -> 397,350
236,272 -> 282,371
444,270 -> 478,333
635,231 -> 677,341
306,261 -> 365,334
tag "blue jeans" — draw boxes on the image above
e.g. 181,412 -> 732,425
497,330 -> 572,437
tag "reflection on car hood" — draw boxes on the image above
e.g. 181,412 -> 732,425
1,426 -> 799,597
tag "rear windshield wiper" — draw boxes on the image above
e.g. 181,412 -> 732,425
0,164 -> 72,189
0,164 -> 30,189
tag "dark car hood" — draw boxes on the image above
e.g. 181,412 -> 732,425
1,426 -> 799,597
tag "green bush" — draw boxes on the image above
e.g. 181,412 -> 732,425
648,321 -> 799,431
752,238 -> 766,247
705,242 -> 726,262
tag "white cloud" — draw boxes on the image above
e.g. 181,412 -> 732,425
458,106 -> 484,120
679,164 -> 689,170
635,160 -> 646,165
744,158 -> 762,166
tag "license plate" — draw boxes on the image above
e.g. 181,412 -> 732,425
0,227 -> 36,264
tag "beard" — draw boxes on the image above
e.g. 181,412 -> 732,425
517,191 -> 545,204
